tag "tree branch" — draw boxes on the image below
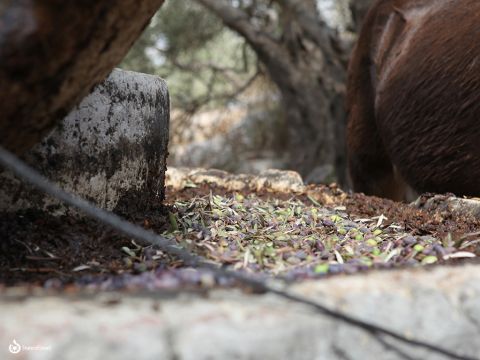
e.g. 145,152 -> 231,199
273,0 -> 348,82
195,0 -> 265,46
190,66 -> 262,112
195,0 -> 292,73
274,0 -> 340,56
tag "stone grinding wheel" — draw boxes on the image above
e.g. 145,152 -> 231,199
0,0 -> 164,154
0,69 -> 170,213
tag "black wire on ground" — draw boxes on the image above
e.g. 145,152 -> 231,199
0,145 -> 475,360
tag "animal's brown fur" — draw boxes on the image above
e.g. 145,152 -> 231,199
347,0 -> 480,200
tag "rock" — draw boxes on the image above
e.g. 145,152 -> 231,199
444,198 -> 480,218
413,194 -> 480,219
254,169 -> 305,193
0,0 -> 164,154
165,167 -> 305,193
0,69 -> 169,213
1,265 -> 479,359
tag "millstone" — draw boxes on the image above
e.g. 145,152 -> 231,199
0,69 -> 169,213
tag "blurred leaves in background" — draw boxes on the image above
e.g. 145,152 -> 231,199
121,0 -> 372,185
122,0 -> 259,113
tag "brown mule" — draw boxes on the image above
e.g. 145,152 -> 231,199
347,0 -> 480,201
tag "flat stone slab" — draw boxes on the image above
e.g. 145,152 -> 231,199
0,69 -> 169,213
1,264 -> 479,359
166,167 -> 306,193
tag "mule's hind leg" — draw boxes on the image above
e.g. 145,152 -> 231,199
347,107 -> 408,201
346,0 -> 409,201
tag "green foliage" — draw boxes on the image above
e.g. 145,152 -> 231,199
158,0 -> 223,56
120,0 -> 258,111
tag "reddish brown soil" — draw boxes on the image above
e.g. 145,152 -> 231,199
0,206 -> 171,287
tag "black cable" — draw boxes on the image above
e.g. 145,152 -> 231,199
0,145 -> 475,360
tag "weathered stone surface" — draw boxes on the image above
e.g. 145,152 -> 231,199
414,194 -> 480,219
0,0 -> 164,154
166,167 -> 306,193
0,69 -> 169,212
1,265 -> 479,359
255,169 -> 305,192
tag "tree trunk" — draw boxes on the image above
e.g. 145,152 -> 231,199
196,0 -> 349,185
350,0 -> 374,30
263,48 -> 346,184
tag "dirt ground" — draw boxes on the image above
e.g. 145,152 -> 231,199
1,182 -> 479,291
